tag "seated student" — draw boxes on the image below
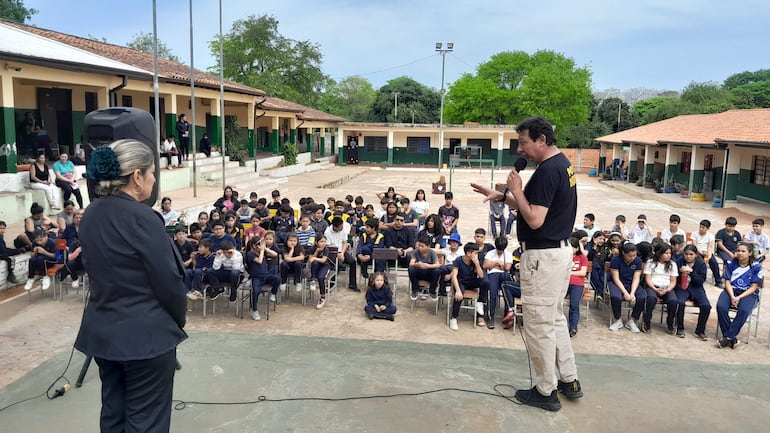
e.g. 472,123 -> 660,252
374,197 -> 390,220
611,214 -> 630,241
211,240 -> 244,301
158,197 -> 179,227
187,223 -> 204,247
307,234 -> 332,309
482,236 -> 513,330
55,200 -> 77,233
209,209 -> 223,227
364,272 -> 396,321
160,134 -> 179,169
222,213 -> 243,250
356,218 -> 385,279
644,242 -> 679,334
323,197 -> 336,219
438,191 -> 459,235
0,220 -> 25,283
500,246 -> 523,329
715,216 -> 742,267
574,213 -> 600,239
309,205 -> 329,235
418,214 -> 444,249
472,228 -> 496,314
247,192 -> 259,209
295,215 -> 316,247
236,199 -> 252,223
661,214 -> 686,243
58,214 -> 84,290
271,205 -> 296,247
630,214 -> 654,244
399,198 -> 419,237
24,230 -> 57,291
254,198 -> 271,230
716,241 -> 762,348
243,214 -> 267,245
690,220 -> 724,288
636,241 -> 653,264
174,228 -> 195,269
279,233 -> 305,292
488,199 -> 506,239
204,222 -> 234,255
384,212 -> 415,268
263,230 -> 281,275
213,186 -> 238,212
197,212 -> 212,234
567,237 -> 588,337
186,238 -> 216,301
244,236 -> 281,320
448,242 -> 489,331
744,218 -> 770,260
352,196 -> 366,220
669,234 -> 686,264
378,201 -> 400,231
586,231 -> 611,296
607,243 -> 643,332
29,153 -> 60,210
324,217 -> 357,291
676,245 -> 712,340
440,232 -> 464,286
504,206 -> 517,239
267,190 -> 283,212
408,235 -> 442,301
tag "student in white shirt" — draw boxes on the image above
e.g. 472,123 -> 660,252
630,214 -> 653,244
160,135 -> 179,169
745,218 -> 770,260
660,214 -> 686,243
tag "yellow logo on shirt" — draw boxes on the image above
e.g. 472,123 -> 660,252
567,166 -> 576,188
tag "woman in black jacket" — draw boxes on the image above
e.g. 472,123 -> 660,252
76,139 -> 187,433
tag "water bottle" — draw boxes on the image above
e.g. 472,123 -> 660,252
679,273 -> 689,290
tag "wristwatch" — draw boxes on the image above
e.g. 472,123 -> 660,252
498,187 -> 509,203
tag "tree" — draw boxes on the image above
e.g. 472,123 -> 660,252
0,0 -> 36,23
369,77 -> 440,123
443,50 -> 592,140
126,31 -> 180,63
596,97 -> 638,132
211,14 -> 329,107
317,76 -> 376,121
632,96 -> 690,125
680,81 -> 735,113
724,69 -> 770,108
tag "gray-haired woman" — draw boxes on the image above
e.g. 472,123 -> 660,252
75,139 -> 187,433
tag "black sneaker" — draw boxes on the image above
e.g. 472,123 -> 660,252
676,329 -> 686,338
717,337 -> 732,348
514,387 -> 561,411
569,329 -> 577,338
557,379 -> 584,399
730,338 -> 740,348
694,331 -> 708,341
349,286 -> 361,292
666,325 -> 675,335
366,313 -> 374,320
486,320 -> 495,329
410,289 -> 418,301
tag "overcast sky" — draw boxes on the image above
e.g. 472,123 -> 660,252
27,0 -> 770,94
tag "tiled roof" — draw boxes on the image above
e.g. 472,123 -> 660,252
596,109 -> 770,146
259,96 -> 346,122
0,19 -> 265,96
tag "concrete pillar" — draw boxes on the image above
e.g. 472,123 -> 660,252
387,129 -> 394,166
643,144 -> 654,182
320,128 -> 326,156
724,145 -> 740,201
209,98 -> 221,150
306,130 -> 312,153
497,132 -> 504,168
598,142 -> 607,173
688,145 -> 702,193
627,143 -> 637,177
97,87 -> 109,109
0,73 -> 17,173
270,116 -> 279,154
664,142 -> 674,186
247,102 -> 255,157
337,128 -> 344,165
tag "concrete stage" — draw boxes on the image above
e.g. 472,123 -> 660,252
1,332 -> 769,433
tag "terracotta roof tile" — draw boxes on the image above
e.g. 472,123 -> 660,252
596,109 -> 770,146
260,96 -> 346,122
1,19 -> 265,96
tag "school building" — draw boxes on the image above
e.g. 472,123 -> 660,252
595,109 -> 770,206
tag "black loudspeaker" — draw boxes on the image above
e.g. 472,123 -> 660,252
83,107 -> 160,205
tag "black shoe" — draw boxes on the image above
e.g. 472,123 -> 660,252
694,331 -> 708,341
569,329 -> 577,338
349,286 -> 361,292
514,387 -> 561,411
717,337 -> 732,348
366,313 -> 374,320
557,379 -> 584,399
486,320 -> 495,329
384,314 -> 395,321
410,289 -> 418,301
676,329 -> 685,338
666,325 -> 675,335
730,338 -> 740,348
641,322 -> 651,333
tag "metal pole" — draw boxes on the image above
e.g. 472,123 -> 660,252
189,0 -> 197,197
219,0 -> 226,190
152,0 -> 160,190
438,51 -> 446,171
393,91 -> 399,122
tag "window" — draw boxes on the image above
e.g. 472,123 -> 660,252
752,155 -> 770,186
508,139 -> 519,155
406,136 -> 430,153
85,92 -> 98,114
680,151 -> 691,174
121,95 -> 132,107
364,136 -> 387,152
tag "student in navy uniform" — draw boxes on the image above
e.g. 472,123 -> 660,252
715,216 -> 742,269
307,234 -> 332,309
23,229 -> 57,291
245,236 -> 281,320
279,233 -> 305,292
364,272 -> 396,320
356,218 -> 385,279
448,242 -> 489,330
186,238 -> 217,300
716,241 -> 762,348
383,212 -> 415,268
211,240 -> 244,301
174,228 -> 195,269
607,242 -> 643,331
0,220 -> 25,283
271,205 -> 296,247
266,190 -> 282,211
206,221 -> 236,253
75,140 -> 187,433
482,236 -> 514,330
676,245 -> 711,340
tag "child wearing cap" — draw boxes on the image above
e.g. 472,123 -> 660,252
630,214 -> 653,244
267,190 -> 282,211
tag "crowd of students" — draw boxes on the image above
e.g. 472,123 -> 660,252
575,212 -> 767,347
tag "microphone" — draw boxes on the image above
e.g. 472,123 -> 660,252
52,384 -> 70,399
514,158 -> 528,173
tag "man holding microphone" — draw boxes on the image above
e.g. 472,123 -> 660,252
472,116 -> 582,411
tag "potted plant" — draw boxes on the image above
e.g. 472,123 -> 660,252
690,184 -> 706,201
675,183 -> 689,198
628,171 -> 639,183
664,175 -> 678,193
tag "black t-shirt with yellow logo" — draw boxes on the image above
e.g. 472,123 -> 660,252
517,152 -> 577,243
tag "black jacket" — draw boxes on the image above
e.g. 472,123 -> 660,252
75,192 -> 187,361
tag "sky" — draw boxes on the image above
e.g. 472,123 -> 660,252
25,0 -> 770,95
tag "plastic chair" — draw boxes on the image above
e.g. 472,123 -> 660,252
716,284 -> 762,344
372,248 -> 399,303
47,238 -> 68,301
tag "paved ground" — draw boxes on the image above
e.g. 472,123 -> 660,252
2,165 -> 770,432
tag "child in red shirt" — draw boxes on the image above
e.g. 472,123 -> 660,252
567,237 -> 588,337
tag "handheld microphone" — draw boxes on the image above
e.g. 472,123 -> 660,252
514,158 -> 528,173
52,384 -> 70,399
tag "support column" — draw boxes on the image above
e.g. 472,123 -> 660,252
0,73 -> 17,173
247,102 -> 255,158
330,132 -> 335,156
496,132 -> 504,168
271,116 -> 279,154
97,87 -> 109,109
689,144 -> 702,193
598,143 -> 607,173
664,142 -> 674,186
209,98 -> 221,150
643,144 -> 654,182
724,145 -> 740,202
337,128 -> 345,165
627,143 -> 637,177
165,94 -> 178,140
306,130 -> 312,153
71,88 -> 86,155
387,130 -> 394,166
320,128 -> 326,156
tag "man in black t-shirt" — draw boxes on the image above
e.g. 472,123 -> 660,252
471,116 -> 581,412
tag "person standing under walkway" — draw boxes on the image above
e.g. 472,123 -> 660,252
472,116 -> 581,412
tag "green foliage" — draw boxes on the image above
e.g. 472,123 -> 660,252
724,69 -> 770,108
369,77 -> 440,123
126,32 -> 180,62
317,76 -> 376,121
680,81 -> 735,112
443,50 -> 592,136
595,97 -> 639,132
224,116 -> 248,165
283,142 -> 298,166
562,120 -> 611,148
0,0 -> 37,23
212,14 -> 329,107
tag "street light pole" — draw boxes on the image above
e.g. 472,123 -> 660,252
393,91 -> 399,122
436,42 -> 453,171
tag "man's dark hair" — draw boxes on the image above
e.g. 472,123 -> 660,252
444,191 -> 453,200
725,217 -> 738,226
516,116 -> 556,146
365,218 -> 380,229
199,238 -> 213,249
220,240 -> 235,251
753,218 -> 765,226
211,221 -> 225,228
669,234 -> 685,246
332,217 -> 344,227
189,223 -> 202,233
699,219 -> 711,228
239,199 -> 249,205
584,213 -> 595,222
669,214 -> 681,223
257,198 -> 267,205
474,228 -> 486,236
0,220 -> 5,228
464,242 -> 479,252
354,196 -> 364,205
174,228 -> 186,235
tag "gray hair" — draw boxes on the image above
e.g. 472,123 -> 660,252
95,139 -> 154,196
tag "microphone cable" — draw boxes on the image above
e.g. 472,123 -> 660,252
0,344 -> 75,413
